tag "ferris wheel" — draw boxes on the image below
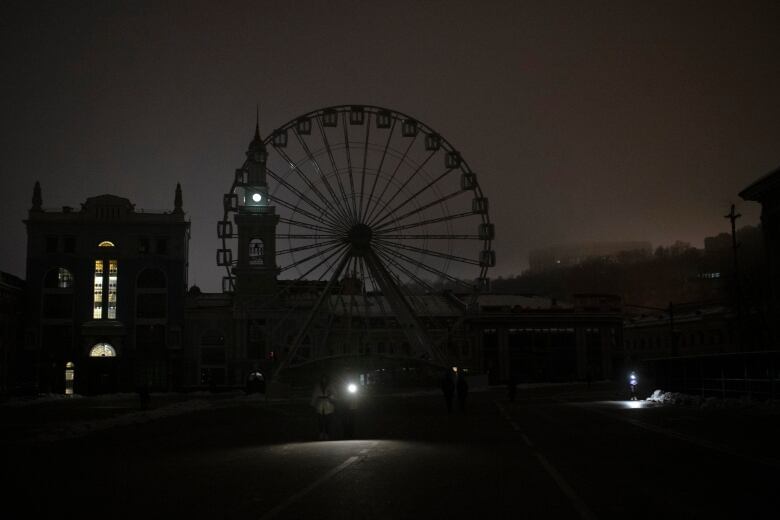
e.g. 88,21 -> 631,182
218,105 -> 494,369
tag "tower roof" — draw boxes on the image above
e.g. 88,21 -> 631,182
247,106 -> 266,155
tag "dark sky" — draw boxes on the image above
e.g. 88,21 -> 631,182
2,0 -> 778,291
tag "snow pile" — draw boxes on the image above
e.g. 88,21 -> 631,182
646,390 -> 702,406
23,393 -> 266,443
30,398 -> 216,443
646,389 -> 770,409
1,393 -> 86,407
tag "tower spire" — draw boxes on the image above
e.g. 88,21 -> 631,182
173,182 -> 183,214
247,104 -> 267,163
32,181 -> 42,211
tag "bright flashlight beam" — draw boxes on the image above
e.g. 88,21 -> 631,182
347,383 -> 357,394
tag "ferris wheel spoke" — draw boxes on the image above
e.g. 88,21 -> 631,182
379,234 -> 480,240
357,112 -> 372,222
277,233 -> 338,239
376,238 -> 481,266
234,242 -> 348,309
376,211 -> 479,234
292,128 -> 354,225
274,249 -> 352,377
371,167 -> 456,229
373,245 -> 436,293
366,150 -> 437,228
267,191 -> 342,232
373,243 -> 475,290
363,133 -> 418,224
289,243 -> 348,283
359,256 -> 392,321
279,217 -> 339,234
374,188 -> 464,231
315,115 -> 357,224
341,112 -> 359,221
364,118 -> 397,224
280,241 -> 347,273
274,146 -> 351,228
265,166 -> 343,230
277,238 -> 343,256
355,257 -> 374,347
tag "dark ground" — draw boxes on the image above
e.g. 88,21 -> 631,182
2,383 -> 779,519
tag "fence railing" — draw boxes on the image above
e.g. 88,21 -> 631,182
642,350 -> 780,400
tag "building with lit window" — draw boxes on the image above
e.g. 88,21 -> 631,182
23,182 -> 189,394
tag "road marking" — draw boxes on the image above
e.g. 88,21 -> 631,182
573,402 -> 780,468
533,452 -> 597,520
259,441 -> 378,519
496,403 -> 596,520
259,456 -> 359,519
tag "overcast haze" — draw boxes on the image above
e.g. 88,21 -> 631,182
2,0 -> 778,291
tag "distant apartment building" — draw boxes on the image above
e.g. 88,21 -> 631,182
528,241 -> 652,272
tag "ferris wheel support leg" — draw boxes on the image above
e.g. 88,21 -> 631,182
363,250 -> 448,367
271,251 -> 351,380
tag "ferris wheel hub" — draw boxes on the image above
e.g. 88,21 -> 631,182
347,223 -> 373,254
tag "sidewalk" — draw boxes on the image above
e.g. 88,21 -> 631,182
0,390 -> 256,443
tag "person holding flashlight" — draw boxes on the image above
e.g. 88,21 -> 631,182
629,371 -> 639,401
311,374 -> 336,440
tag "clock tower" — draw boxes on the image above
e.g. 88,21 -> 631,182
233,120 -> 279,295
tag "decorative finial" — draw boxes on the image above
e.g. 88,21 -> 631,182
173,182 -> 183,214
32,181 -> 42,211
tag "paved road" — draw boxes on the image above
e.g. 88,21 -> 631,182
3,385 -> 778,519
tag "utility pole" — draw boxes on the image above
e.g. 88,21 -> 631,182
725,204 -> 742,350
668,301 -> 676,357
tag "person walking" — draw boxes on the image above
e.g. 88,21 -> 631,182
311,374 -> 336,440
441,368 -> 455,413
456,372 -> 469,412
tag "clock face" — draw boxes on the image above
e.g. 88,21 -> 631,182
252,192 -> 262,203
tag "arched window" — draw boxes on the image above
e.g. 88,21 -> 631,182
137,268 -> 167,289
98,240 -> 115,248
248,238 -> 265,266
44,267 -> 74,289
89,343 -> 116,357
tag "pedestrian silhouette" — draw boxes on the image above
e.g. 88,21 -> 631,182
311,374 -> 336,440
456,373 -> 469,412
441,369 -> 455,413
